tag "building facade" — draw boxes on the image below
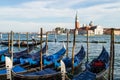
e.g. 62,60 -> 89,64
70,13 -> 104,35
104,28 -> 120,35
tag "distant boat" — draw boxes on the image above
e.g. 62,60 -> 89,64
34,32 -> 47,38
73,46 -> 109,80
1,41 -> 41,47
37,34 -> 47,38
59,33 -> 66,35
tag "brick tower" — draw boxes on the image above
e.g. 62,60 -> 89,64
75,12 -> 80,34
75,12 -> 80,30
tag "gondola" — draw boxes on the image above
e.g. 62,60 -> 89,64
0,44 -> 66,79
1,41 -> 41,47
0,44 -> 47,68
43,44 -> 66,67
13,60 -> 66,80
53,45 -> 86,78
0,48 -> 8,56
73,46 -> 109,80
63,45 -> 85,71
0,46 -> 34,68
0,48 -> 9,66
19,43 -> 66,67
0,46 -> 33,61
12,45 -> 85,80
0,44 -> 47,79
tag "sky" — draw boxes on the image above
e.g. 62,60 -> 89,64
0,0 -> 120,32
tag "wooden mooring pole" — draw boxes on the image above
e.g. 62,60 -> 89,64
66,32 -> 69,58
108,28 -> 115,80
10,31 -> 13,67
8,33 -> 10,53
72,29 -> 76,74
6,31 -> 14,80
18,33 -> 20,50
55,33 -> 57,43
26,32 -> 29,54
111,28 -> 115,80
45,32 -> 48,55
112,29 -> 115,80
40,28 -> 43,70
0,33 -> 2,42
86,27 -> 89,62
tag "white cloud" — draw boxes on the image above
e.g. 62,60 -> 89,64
0,7 -> 74,19
0,0 -> 88,19
0,0 -> 119,19
0,0 -> 120,32
20,0 -> 53,8
76,2 -> 120,25
0,20 -> 74,32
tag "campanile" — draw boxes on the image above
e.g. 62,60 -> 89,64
75,12 -> 80,29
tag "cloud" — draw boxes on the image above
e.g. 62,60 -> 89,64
0,0 -> 120,32
0,20 -> 74,32
76,2 -> 120,25
0,5 -> 74,19
0,0 -> 119,19
0,0 -> 88,19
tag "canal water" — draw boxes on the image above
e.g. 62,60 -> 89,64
0,33 -> 120,80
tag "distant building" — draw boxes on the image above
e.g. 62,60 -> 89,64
64,28 -> 70,33
77,22 -> 103,35
47,30 -> 56,34
104,28 -> 120,35
113,29 -> 120,35
53,12 -> 104,35
70,12 -> 103,35
90,25 -> 103,35
54,27 -> 70,34
77,25 -> 93,36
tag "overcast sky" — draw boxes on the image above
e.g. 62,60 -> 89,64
0,0 -> 120,32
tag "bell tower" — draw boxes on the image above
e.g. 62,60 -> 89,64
75,12 -> 80,29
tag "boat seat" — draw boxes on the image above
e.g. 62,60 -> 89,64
91,60 -> 105,73
92,60 -> 105,67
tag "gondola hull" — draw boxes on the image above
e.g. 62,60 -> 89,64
11,45 -> 66,80
1,41 -> 41,47
12,45 -> 85,80
13,68 -> 62,80
0,46 -> 34,68
0,44 -> 48,79
73,47 -> 109,80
